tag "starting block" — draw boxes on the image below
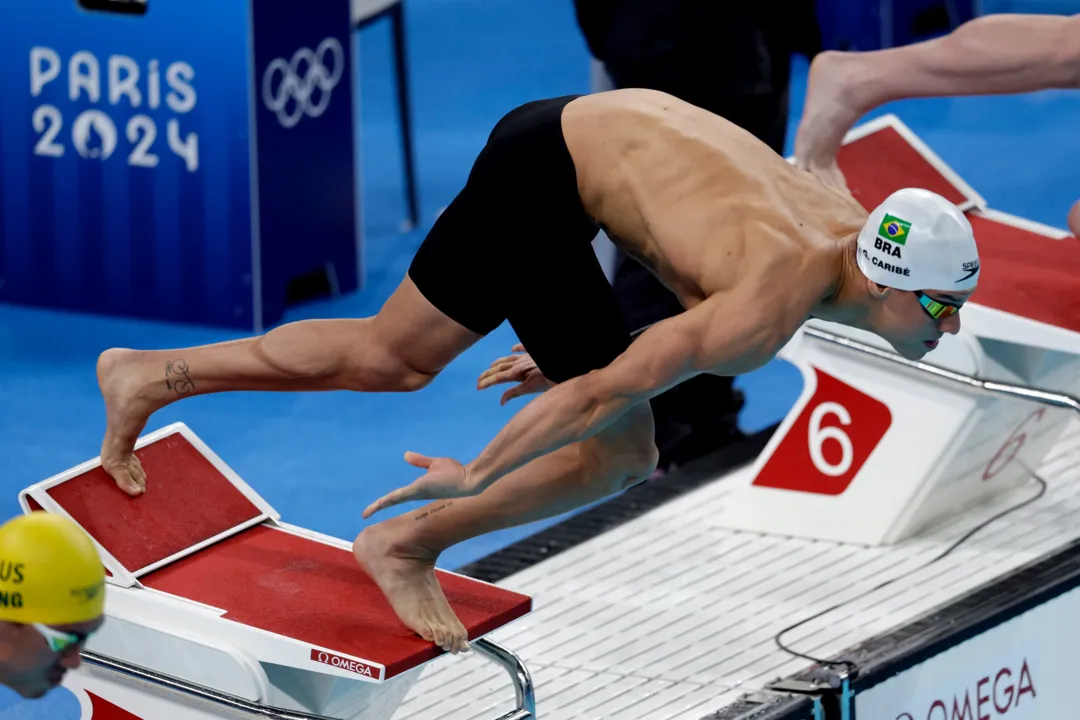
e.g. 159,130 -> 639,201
719,116 -> 1080,545
19,423 -> 535,720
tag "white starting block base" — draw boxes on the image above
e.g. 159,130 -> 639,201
715,307 -> 1080,546
19,424 -> 535,720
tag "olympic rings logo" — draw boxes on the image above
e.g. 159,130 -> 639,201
261,38 -> 344,129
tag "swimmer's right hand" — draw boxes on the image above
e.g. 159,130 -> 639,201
361,452 -> 474,518
477,344 -> 554,405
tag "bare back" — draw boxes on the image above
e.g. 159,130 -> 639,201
561,89 -> 868,319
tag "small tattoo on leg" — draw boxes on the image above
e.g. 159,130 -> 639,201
415,501 -> 454,521
164,359 -> 195,395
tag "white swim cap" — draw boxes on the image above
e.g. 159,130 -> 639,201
856,188 -> 980,292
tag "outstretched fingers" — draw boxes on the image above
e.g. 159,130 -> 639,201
362,486 -> 420,519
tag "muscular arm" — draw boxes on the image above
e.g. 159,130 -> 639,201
796,13 -> 1080,184
463,295 -> 777,493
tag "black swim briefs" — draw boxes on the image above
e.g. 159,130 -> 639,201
408,95 -> 632,384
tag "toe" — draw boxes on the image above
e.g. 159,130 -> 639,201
452,622 -> 468,654
131,457 -> 147,490
111,469 -> 142,496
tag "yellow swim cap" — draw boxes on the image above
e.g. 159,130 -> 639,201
0,513 -> 105,625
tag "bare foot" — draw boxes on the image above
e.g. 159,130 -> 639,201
353,526 -> 470,655
97,348 -> 160,496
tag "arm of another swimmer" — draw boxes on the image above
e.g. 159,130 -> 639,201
463,295 -> 772,494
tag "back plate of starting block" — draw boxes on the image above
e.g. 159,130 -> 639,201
19,423 -> 279,587
838,114 -> 987,213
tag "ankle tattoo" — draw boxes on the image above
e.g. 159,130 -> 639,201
164,359 -> 195,395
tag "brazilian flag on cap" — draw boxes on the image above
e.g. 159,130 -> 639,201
878,214 -> 911,245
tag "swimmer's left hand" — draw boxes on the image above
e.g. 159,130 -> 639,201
477,344 -> 554,405
361,452 -> 475,518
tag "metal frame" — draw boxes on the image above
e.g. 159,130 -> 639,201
354,0 -> 419,230
80,637 -> 535,720
804,327 -> 1080,414
473,638 -> 537,720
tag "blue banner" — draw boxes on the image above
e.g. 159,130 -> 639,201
252,0 -> 359,331
0,0 -> 358,329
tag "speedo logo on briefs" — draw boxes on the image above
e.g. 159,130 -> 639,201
310,649 -> 378,678
957,259 -> 980,283
877,214 -> 911,245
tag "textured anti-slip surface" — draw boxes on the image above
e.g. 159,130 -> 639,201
45,433 -> 264,573
963,213 -> 1080,333
142,524 -> 532,679
837,124 -> 972,210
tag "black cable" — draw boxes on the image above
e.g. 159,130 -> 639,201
772,467 -> 1049,677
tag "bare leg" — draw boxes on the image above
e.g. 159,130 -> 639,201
353,404 -> 658,654
1069,199 -> 1080,238
97,277 -> 481,494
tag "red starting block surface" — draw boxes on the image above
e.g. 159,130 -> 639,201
20,424 -> 532,682
838,118 -> 983,212
37,434 -> 266,575
143,523 -> 530,678
964,212 -> 1080,334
